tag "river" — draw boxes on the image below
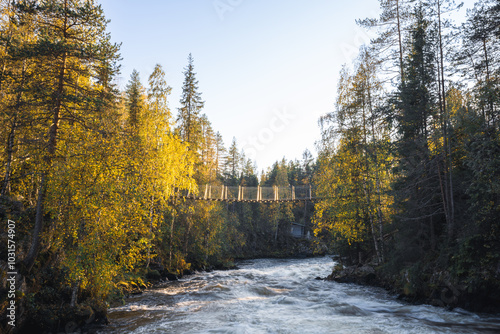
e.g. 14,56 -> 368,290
100,256 -> 500,333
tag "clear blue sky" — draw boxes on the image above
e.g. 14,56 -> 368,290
98,0 -> 475,171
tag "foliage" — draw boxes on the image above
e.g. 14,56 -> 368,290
314,50 -> 393,263
314,0 -> 500,311
3,0 -> 500,329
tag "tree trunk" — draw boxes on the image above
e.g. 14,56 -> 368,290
23,173 -> 46,271
147,195 -> 154,269
70,280 -> 80,308
396,0 -> 405,84
361,78 -> 381,263
437,0 -> 454,240
0,0 -> 12,94
1,60 -> 26,195
367,69 -> 385,262
169,210 -> 175,267
24,2 -> 68,271
364,180 -> 381,263
1,117 -> 16,196
482,38 -> 495,126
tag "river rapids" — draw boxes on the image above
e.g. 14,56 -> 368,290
99,256 -> 500,333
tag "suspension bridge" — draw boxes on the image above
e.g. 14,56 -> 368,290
177,185 -> 316,203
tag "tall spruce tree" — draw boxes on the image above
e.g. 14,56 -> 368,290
423,0 -> 463,237
225,137 -> 241,185
177,53 -> 204,152
397,9 -> 435,144
126,69 -> 146,131
215,131 -> 226,180
393,6 -> 441,259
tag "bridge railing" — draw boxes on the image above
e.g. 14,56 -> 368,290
294,186 -> 311,199
180,184 -> 313,202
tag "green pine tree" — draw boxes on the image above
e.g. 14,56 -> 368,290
177,53 -> 205,151
126,69 -> 146,131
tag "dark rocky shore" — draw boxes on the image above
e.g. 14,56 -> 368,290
326,260 -> 500,314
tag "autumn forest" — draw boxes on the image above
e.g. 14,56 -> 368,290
1,0 -> 499,332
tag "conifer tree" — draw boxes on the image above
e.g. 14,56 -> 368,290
215,132 -> 226,179
126,69 -> 146,131
199,114 -> 217,182
392,6 -> 443,259
423,0 -> 463,236
225,137 -> 241,185
397,8 -> 436,145
177,53 -> 204,152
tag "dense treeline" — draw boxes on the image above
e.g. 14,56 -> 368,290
314,0 -> 500,311
2,0 -> 499,331
0,1 -> 317,332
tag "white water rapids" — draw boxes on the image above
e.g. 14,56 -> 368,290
100,256 -> 500,333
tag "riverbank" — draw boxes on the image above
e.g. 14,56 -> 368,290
326,260 -> 500,315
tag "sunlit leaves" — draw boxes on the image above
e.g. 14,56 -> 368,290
314,51 -> 393,252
